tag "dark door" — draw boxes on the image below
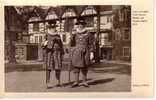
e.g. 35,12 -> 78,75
100,48 -> 107,59
103,50 -> 107,59
27,45 -> 38,60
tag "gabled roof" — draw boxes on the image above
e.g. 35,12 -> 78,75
11,6 -> 115,23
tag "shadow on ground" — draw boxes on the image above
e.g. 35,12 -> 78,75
46,78 -> 115,89
88,78 -> 115,85
61,78 -> 92,86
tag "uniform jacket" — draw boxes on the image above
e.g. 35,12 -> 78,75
42,33 -> 64,70
69,30 -> 93,68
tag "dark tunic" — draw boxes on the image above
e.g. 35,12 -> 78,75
42,33 -> 64,70
70,30 -> 91,68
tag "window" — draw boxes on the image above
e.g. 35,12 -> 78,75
62,34 -> 66,42
123,29 -> 130,40
119,10 -> 124,22
115,29 -> 121,40
17,33 -> 22,41
123,47 -> 130,57
56,21 -> 61,32
39,23 -> 45,32
28,24 -> 33,33
107,16 -> 112,23
33,23 -> 39,31
107,17 -> 110,23
110,16 -> 113,22
124,8 -> 131,27
100,16 -> 107,25
35,36 -> 38,43
100,33 -> 108,45
39,36 -> 43,43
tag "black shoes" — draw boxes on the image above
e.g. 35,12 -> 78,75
71,82 -> 79,88
47,82 -> 89,88
80,82 -> 89,88
55,84 -> 62,87
46,83 -> 62,89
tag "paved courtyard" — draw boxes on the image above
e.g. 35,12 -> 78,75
5,61 -> 131,92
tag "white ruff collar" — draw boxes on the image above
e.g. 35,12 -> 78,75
48,32 -> 58,35
77,29 -> 87,34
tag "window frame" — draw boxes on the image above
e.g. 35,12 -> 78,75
35,36 -> 38,43
122,47 -> 130,57
123,29 -> 130,40
33,23 -> 39,32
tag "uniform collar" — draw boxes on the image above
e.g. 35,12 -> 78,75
48,32 -> 58,36
77,28 -> 87,34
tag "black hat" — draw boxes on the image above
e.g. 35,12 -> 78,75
75,17 -> 86,25
47,20 -> 58,28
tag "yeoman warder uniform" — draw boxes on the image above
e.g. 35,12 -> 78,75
42,20 -> 64,89
69,17 -> 92,88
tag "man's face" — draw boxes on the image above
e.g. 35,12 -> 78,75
76,24 -> 84,31
49,27 -> 56,33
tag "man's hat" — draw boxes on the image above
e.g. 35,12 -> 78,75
75,17 -> 86,25
47,20 -> 58,28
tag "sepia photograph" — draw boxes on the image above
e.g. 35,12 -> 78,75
4,5 -> 131,92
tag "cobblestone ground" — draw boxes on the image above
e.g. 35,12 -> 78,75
5,61 -> 131,92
